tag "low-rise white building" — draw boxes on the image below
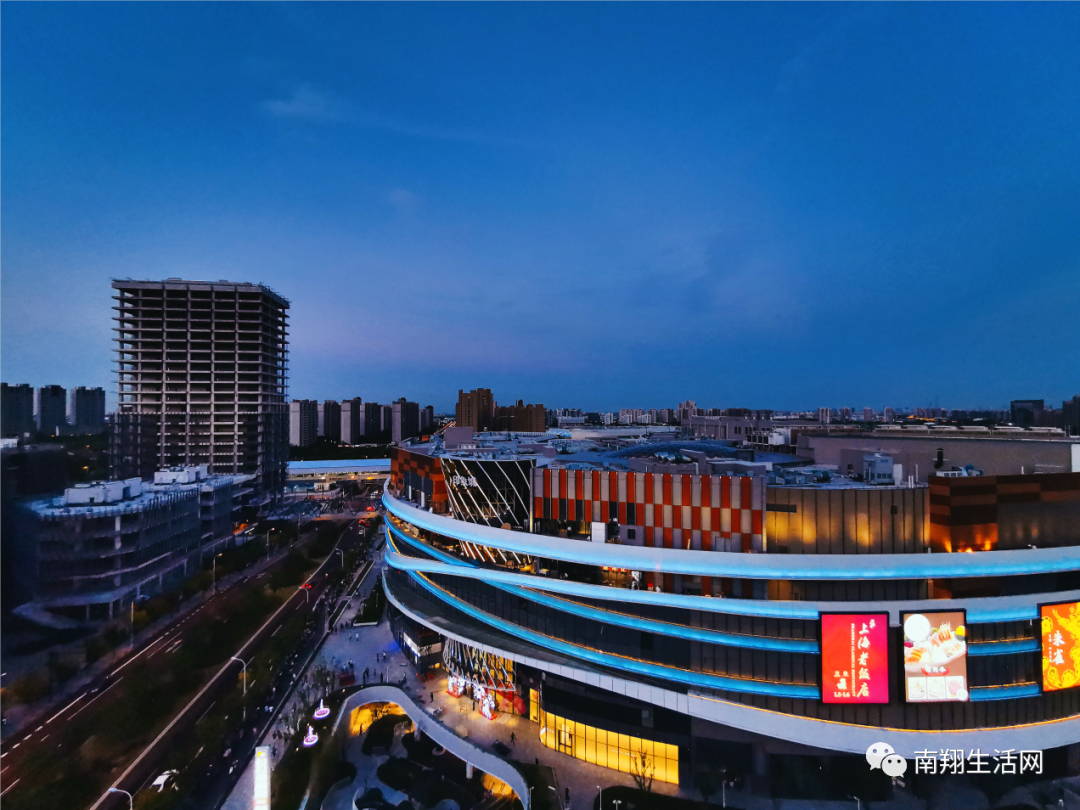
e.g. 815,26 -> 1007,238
14,466 -> 252,624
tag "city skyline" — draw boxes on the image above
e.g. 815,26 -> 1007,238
3,4 -> 1079,412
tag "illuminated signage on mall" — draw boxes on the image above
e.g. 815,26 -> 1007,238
1041,600 -> 1080,692
450,475 -> 480,488
820,613 -> 889,704
903,610 -> 968,703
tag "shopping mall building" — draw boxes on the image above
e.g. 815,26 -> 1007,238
381,438 -> 1080,790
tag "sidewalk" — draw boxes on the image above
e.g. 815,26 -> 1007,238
224,545 -> 928,810
221,548 -> 388,810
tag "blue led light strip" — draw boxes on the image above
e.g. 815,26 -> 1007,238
968,683 -> 1041,701
387,529 -> 1047,706
384,519 -> 1067,630
967,638 -> 1041,657
401,564 -> 822,699
385,521 -> 820,653
385,490 -> 1080,580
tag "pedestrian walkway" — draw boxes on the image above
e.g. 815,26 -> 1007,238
221,552 -> 389,810
224,549 -> 933,810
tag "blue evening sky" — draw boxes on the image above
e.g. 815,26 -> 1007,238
3,3 -> 1078,413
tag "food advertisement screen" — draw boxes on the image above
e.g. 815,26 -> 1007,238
820,613 -> 889,704
902,611 -> 968,703
1041,600 -> 1080,692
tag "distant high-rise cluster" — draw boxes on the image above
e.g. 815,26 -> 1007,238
1,383 -> 106,438
455,388 -> 545,433
291,396 -> 437,446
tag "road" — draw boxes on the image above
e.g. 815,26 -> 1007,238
0,563 -> 279,789
0,514 -> 377,810
201,541 -> 386,810
87,516 -> 375,810
179,522 -> 381,810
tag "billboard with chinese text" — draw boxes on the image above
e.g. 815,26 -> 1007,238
1041,600 -> 1080,692
820,613 -> 889,704
902,610 -> 968,702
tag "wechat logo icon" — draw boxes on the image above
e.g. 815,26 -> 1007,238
866,742 -> 908,778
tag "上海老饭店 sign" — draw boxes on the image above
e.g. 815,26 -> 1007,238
820,613 -> 889,704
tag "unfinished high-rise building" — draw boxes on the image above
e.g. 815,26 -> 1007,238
111,279 -> 289,505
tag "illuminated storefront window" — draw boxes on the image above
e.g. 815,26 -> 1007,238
529,689 -> 679,784
444,639 -> 525,715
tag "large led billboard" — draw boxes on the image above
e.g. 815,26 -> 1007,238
820,613 -> 889,704
1041,600 -> 1080,692
902,610 -> 968,702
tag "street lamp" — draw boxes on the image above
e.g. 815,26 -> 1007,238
848,795 -> 862,810
230,655 -> 247,721
212,552 -> 223,593
107,787 -> 133,810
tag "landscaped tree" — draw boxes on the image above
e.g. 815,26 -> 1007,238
695,767 -> 721,804
630,750 -> 655,794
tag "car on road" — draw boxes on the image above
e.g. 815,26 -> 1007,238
151,769 -> 179,792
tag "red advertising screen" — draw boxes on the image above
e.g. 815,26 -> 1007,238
1041,600 -> 1080,692
821,613 -> 889,704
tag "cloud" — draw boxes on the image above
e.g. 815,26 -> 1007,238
388,189 -> 419,212
260,82 -> 509,146
261,83 -> 351,121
